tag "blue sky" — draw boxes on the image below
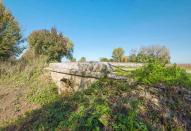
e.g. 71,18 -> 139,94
4,0 -> 191,63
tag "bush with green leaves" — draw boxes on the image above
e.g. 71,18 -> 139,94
27,27 -> 73,62
132,59 -> 191,88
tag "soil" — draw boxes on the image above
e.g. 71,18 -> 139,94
0,85 -> 39,122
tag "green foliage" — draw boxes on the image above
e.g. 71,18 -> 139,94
3,79 -> 148,130
112,47 -> 125,62
79,57 -> 86,62
0,3 -> 24,60
129,45 -> 170,64
100,57 -> 111,62
112,100 -> 147,131
28,82 -> 59,105
132,59 -> 191,88
27,27 -> 73,62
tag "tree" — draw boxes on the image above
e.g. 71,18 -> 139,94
100,57 -> 110,62
0,3 -> 23,60
79,57 -> 86,62
129,49 -> 137,62
129,45 -> 170,63
27,27 -> 73,62
138,45 -> 170,63
112,48 -> 125,62
121,56 -> 128,63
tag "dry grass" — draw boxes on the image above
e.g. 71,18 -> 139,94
177,64 -> 191,71
0,56 -> 59,128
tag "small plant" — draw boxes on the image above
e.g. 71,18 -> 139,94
27,82 -> 59,105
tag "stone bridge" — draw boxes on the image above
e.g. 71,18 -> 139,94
47,62 -> 142,94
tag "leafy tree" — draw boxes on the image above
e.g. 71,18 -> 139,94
139,45 -> 170,63
27,27 -> 73,62
0,3 -> 23,60
79,57 -> 86,62
112,48 -> 125,62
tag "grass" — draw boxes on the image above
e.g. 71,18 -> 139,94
1,79 -> 148,130
0,56 -> 60,128
0,56 -> 59,106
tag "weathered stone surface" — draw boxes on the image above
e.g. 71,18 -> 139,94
50,72 -> 96,94
48,62 -> 142,94
48,62 -> 191,94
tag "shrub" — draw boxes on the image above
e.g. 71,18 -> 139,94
132,59 -> 191,88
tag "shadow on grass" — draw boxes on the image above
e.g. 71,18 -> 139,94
2,80 -> 109,131
3,96 -> 78,130
3,88 -> 107,130
2,79 -> 146,131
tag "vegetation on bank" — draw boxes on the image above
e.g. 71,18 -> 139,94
116,59 -> 191,89
1,79 -> 148,130
0,56 -> 59,105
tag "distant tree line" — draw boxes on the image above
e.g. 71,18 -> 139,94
100,45 -> 170,64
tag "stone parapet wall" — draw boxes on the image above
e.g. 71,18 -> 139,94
48,62 -> 142,94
